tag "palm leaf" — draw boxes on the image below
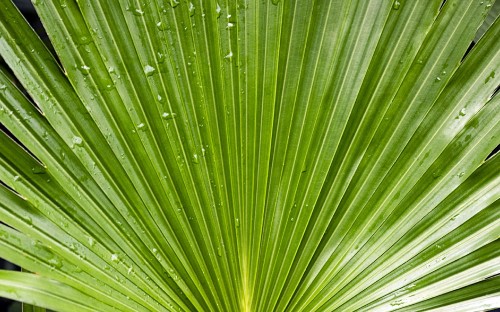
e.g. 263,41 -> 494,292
0,0 -> 498,311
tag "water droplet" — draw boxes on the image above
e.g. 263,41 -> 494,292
137,123 -> 146,130
88,236 -> 95,247
224,51 -> 233,59
226,22 -> 234,29
72,136 -> 83,147
458,171 -> 465,177
156,21 -> 165,30
49,257 -> 62,269
161,112 -> 176,120
192,154 -> 199,164
216,3 -> 221,17
201,146 -> 206,156
435,77 -> 441,82
60,0 -> 67,8
235,218 -> 240,227
0,84 -> 6,91
170,0 -> 179,7
290,217 -> 295,222
13,175 -> 20,182
80,65 -> 91,75
77,35 -> 93,46
31,166 -> 46,174
390,299 -> 405,306
107,66 -> 115,73
134,9 -> 144,16
189,2 -> 195,16
392,1 -> 401,10
157,52 -> 165,63
111,253 -> 119,262
217,246 -> 222,257
104,82 -> 114,91
459,108 -> 466,116
144,65 -> 156,76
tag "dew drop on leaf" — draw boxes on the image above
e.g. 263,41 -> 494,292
144,65 -> 156,76
157,21 -> 167,31
189,2 -> 195,16
31,166 -> 46,174
162,112 -> 176,120
192,154 -> 199,164
49,257 -> 62,269
216,3 -> 221,17
72,136 -> 83,146
392,1 -> 401,10
80,65 -> 91,75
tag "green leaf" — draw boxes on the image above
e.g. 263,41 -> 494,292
0,0 -> 498,311
0,270 -> 115,312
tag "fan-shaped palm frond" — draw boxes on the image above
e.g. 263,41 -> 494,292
0,0 -> 499,311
